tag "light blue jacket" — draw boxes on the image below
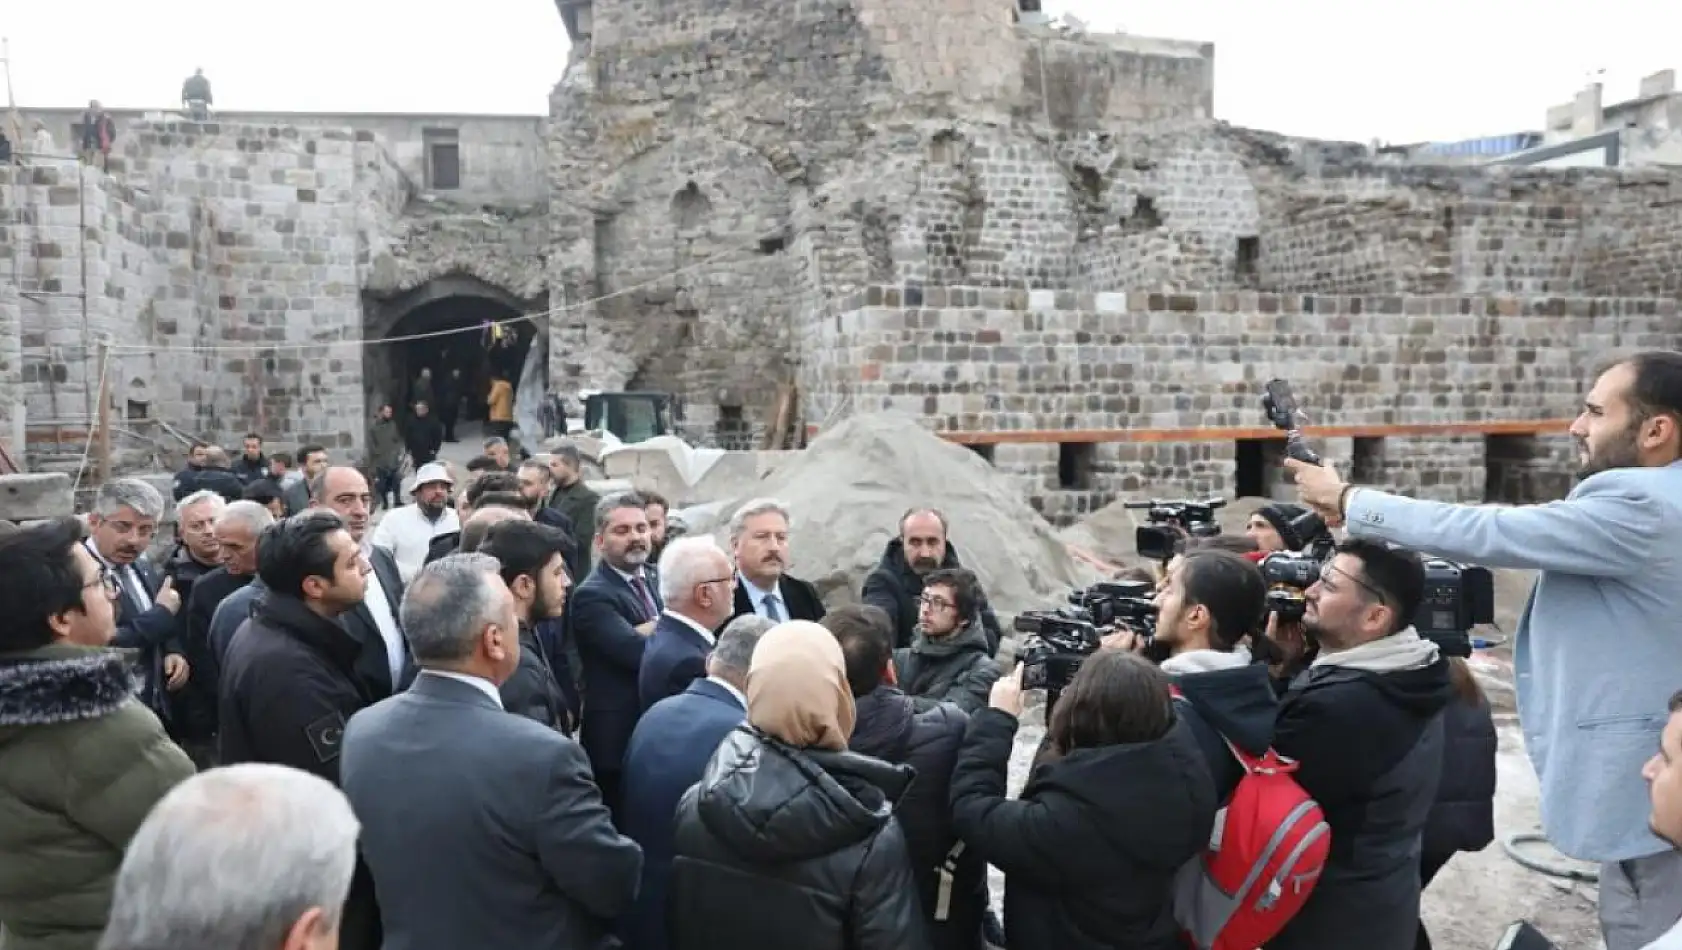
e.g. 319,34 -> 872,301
1344,461 -> 1682,863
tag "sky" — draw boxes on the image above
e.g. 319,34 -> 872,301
3,0 -> 1678,144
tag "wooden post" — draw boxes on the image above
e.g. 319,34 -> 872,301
95,336 -> 111,485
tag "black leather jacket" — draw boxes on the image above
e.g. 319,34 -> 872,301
669,727 -> 929,950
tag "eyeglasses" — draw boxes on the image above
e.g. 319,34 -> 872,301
1318,564 -> 1390,610
695,576 -> 734,592
919,594 -> 957,613
85,570 -> 119,599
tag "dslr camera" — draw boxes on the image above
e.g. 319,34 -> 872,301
1127,497 -> 1227,561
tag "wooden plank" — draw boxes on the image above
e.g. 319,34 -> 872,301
937,419 -> 1573,445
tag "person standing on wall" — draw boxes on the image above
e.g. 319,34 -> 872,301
1290,350 -> 1682,950
487,375 -> 515,441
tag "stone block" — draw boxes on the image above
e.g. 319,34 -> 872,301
0,473 -> 74,522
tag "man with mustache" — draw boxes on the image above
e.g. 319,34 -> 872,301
724,497 -> 825,625
863,507 -> 1002,651
1290,351 -> 1682,950
568,492 -> 662,820
87,478 -> 187,725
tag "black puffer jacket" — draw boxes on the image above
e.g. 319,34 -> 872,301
1267,650 -> 1453,950
862,538 -> 1002,652
951,708 -> 1217,950
849,688 -> 983,950
498,625 -> 570,734
1166,650 -> 1280,803
669,727 -> 929,950
893,621 -> 1001,715
1423,695 -> 1497,861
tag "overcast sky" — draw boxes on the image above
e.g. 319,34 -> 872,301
4,0 -> 1676,144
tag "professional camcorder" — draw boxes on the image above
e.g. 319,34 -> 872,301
1127,497 -> 1227,561
1415,558 -> 1495,657
1016,580 -> 1158,693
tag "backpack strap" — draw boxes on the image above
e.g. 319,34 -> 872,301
1172,687 -> 1299,776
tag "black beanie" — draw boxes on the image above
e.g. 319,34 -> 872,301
1255,502 -> 1310,551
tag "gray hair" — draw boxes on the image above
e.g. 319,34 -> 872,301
175,490 -> 228,518
400,553 -> 503,664
217,500 -> 276,535
94,479 -> 165,521
593,491 -> 647,536
483,437 -> 508,452
658,535 -> 732,604
551,440 -> 582,468
459,506 -> 524,553
712,614 -> 773,677
728,497 -> 791,542
97,764 -> 359,950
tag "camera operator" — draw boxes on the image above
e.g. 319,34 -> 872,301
1145,549 -> 1279,803
950,652 -> 1216,950
892,568 -> 1000,715
1245,502 -> 1311,554
1289,351 -> 1682,950
1268,539 -> 1452,950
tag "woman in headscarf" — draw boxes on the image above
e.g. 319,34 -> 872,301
668,620 -> 928,950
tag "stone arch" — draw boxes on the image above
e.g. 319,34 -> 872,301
362,273 -> 547,438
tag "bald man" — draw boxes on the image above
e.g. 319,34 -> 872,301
310,466 -> 411,699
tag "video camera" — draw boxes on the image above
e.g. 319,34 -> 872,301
1016,580 -> 1158,693
1415,559 -> 1495,657
1127,497 -> 1227,561
1258,550 -> 1323,621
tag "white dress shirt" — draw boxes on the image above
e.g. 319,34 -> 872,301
737,572 -> 782,620
420,669 -> 504,708
371,504 -> 460,584
85,539 -> 151,610
663,609 -> 717,647
360,557 -> 406,687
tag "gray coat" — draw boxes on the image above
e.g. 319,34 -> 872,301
1345,460 -> 1682,862
341,672 -> 641,949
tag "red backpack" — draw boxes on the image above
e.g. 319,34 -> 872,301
1169,690 -> 1330,950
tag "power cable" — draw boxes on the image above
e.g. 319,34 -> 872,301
69,342 -> 111,496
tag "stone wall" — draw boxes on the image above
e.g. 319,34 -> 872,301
801,286 -> 1678,521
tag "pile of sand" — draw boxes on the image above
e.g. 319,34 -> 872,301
717,414 -> 1097,615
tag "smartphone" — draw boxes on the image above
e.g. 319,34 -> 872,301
1261,379 -> 1322,465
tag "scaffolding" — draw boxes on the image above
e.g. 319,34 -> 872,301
2,37 -> 96,475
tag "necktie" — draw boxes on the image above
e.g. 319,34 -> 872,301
629,574 -> 658,622
763,593 -> 785,623
124,566 -> 152,610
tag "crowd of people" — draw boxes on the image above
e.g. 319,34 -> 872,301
0,350 -> 1680,950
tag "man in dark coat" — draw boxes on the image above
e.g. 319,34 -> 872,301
862,508 -> 1001,651
310,466 -> 413,701
229,434 -> 268,485
160,489 -> 230,762
620,614 -> 770,950
724,498 -> 825,625
826,605 -> 983,950
367,405 -> 406,510
87,479 -> 186,726
478,520 -> 574,733
569,493 -> 661,816
637,536 -> 737,713
217,509 -> 383,950
342,554 -> 641,950
404,402 -> 444,467
1268,539 -> 1454,950
891,568 -> 999,715
194,448 -> 248,504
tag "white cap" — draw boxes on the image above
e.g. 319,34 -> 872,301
412,462 -> 454,488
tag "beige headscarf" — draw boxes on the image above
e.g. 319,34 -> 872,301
746,620 -> 856,751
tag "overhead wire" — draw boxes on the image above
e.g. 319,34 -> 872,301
105,205 -> 820,357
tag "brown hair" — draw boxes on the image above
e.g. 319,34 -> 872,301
1447,656 -> 1486,706
1047,651 -> 1175,756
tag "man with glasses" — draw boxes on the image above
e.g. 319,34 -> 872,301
890,567 -> 999,715
1266,538 -> 1453,950
88,478 -> 186,724
637,536 -> 737,713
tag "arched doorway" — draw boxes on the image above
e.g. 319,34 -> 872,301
363,276 -> 545,451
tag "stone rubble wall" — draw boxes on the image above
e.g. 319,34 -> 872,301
802,285 -> 1675,521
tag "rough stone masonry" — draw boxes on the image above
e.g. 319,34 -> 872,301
3,0 -> 1681,522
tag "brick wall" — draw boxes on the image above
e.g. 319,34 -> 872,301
801,286 -> 1677,521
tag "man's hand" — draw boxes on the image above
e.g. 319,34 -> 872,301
634,621 -> 656,637
163,654 -> 190,690
1284,458 -> 1348,526
989,664 -> 1025,717
155,577 -> 182,614
1101,629 -> 1145,653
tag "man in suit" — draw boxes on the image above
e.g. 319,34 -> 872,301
569,491 -> 661,816
619,614 -> 771,950
1288,350 -> 1682,950
342,554 -> 642,950
639,535 -> 737,713
725,497 -> 825,625
311,466 -> 411,699
87,478 -> 187,724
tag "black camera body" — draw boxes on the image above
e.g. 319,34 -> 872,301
1072,579 -> 1159,636
1016,614 -> 1102,692
1258,550 -> 1323,621
1414,559 -> 1495,657
1127,497 -> 1227,561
